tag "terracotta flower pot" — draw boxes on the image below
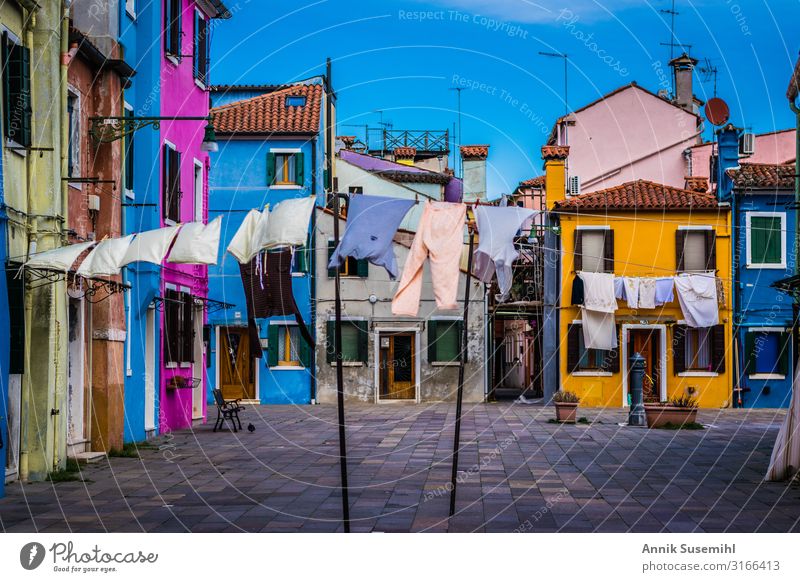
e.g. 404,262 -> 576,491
554,402 -> 578,423
644,404 -> 698,428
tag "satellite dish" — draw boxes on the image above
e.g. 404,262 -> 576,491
705,97 -> 730,126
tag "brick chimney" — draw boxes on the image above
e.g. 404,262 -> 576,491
669,53 -> 699,113
541,145 -> 569,210
460,145 -> 489,202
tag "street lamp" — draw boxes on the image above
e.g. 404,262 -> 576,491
89,115 -> 218,152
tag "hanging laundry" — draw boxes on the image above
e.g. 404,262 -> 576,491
26,241 -> 96,272
472,205 -> 536,302
674,273 -> 718,328
571,274 -> 584,306
392,201 -> 466,316
654,277 -> 675,305
614,277 -> 626,301
227,207 -> 270,264
168,216 -> 222,265
77,235 -> 135,277
263,196 -> 316,250
623,277 -> 640,309
716,277 -> 726,305
638,278 -> 657,309
578,271 -> 618,350
120,226 -> 181,266
328,195 -> 415,279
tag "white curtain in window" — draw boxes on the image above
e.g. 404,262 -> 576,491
263,196 -> 315,249
76,235 -> 135,277
167,216 -> 222,265
685,327 -> 711,370
26,241 -> 96,272
581,231 -> 605,273
227,207 -> 270,264
120,226 -> 181,266
683,232 -> 707,271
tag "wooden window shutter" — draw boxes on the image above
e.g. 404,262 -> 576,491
294,152 -> 305,186
603,229 -> 614,272
705,230 -> 717,271
6,269 -> 25,374
18,44 -> 31,147
573,230 -> 582,271
164,290 -> 179,362
327,239 -> 338,278
673,324 -> 687,374
675,230 -> 687,272
356,321 -> 369,364
744,331 -> 756,376
162,145 -> 170,221
605,330 -> 620,373
325,320 -> 336,364
182,293 -> 195,363
2,32 -> 9,139
266,153 -> 276,185
267,324 -> 279,368
778,331 -> 791,376
355,258 -> 369,278
295,245 -> 308,273
298,327 -> 312,369
711,324 -> 725,373
457,319 -> 466,362
171,148 -> 182,222
566,324 -> 580,373
427,320 -> 438,363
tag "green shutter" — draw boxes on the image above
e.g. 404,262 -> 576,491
356,321 -> 369,364
299,327 -> 312,369
327,239 -> 337,278
295,245 -> 308,273
326,320 -> 335,363
427,320 -> 438,363
744,331 -> 756,376
355,258 -> 369,278
2,32 -> 9,139
778,331 -> 791,376
340,324 -> 360,361
456,320 -> 465,362
295,152 -> 305,186
266,153 -> 276,185
751,216 -> 783,265
267,324 -> 279,368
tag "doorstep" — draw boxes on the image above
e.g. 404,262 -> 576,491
68,451 -> 107,464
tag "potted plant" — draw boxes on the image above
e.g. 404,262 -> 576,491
645,395 -> 699,428
553,390 -> 580,423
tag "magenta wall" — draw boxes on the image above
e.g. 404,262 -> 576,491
159,0 -> 210,433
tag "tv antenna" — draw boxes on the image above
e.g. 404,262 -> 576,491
659,0 -> 680,61
697,57 -> 719,97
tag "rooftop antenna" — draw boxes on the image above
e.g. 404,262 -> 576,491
660,0 -> 679,62
449,87 -> 464,176
698,57 -> 719,97
373,109 -> 392,156
539,51 -> 569,118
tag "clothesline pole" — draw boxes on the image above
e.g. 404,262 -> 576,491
332,192 -> 351,533
449,218 -> 476,520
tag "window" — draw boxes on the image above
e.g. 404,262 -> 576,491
327,239 -> 368,278
124,106 -> 134,193
6,267 -> 24,374
268,323 -> 312,368
348,186 -> 363,195
1,32 -> 32,147
747,213 -> 785,268
566,323 -> 617,373
286,95 -> 307,107
292,244 -> 309,274
325,320 -> 368,364
193,10 -> 208,84
164,289 -> 195,365
126,0 -> 136,18
162,143 -> 181,223
673,324 -> 725,374
676,228 -> 716,272
428,319 -> 462,363
164,0 -> 182,57
745,330 -> 790,377
193,160 -> 203,222
267,151 -> 304,186
67,90 -> 80,178
574,228 -> 613,272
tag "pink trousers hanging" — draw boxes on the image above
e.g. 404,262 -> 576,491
392,201 -> 466,316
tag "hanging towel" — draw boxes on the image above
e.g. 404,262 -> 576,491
623,277 -> 640,309
638,278 -> 657,309
654,277 -> 675,305
76,236 -> 134,277
674,273 -> 718,328
120,226 -> 181,266
392,201 -> 466,316
167,216 -> 222,265
472,205 -> 536,302
571,274 -> 584,306
263,196 -> 316,250
227,207 -> 270,264
328,195 -> 415,279
26,241 -> 97,272
614,277 -> 626,300
578,271 -> 618,350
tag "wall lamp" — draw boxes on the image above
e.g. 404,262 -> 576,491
89,116 -> 218,152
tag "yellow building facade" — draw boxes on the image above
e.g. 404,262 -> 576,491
543,147 -> 733,408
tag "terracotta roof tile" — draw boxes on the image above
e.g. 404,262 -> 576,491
394,146 -> 417,158
460,145 -> 489,159
211,83 -> 322,135
553,179 -> 720,211
727,163 -> 795,189
684,176 -> 709,193
541,145 -> 569,160
519,175 -> 545,188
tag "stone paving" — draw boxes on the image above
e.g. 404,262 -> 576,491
1,403 -> 800,533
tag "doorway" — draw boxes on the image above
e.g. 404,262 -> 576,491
219,327 -> 256,400
67,298 -> 88,454
622,325 -> 667,405
378,332 -> 417,401
144,307 -> 156,434
192,306 -> 204,420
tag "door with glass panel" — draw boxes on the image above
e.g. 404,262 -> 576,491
219,327 -> 256,400
379,332 -> 416,400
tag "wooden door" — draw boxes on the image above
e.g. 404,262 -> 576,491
220,328 -> 256,400
629,329 -> 660,402
379,333 -> 416,400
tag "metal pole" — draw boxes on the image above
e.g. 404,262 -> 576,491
332,192 -> 351,532
628,352 -> 646,426
449,220 -> 475,519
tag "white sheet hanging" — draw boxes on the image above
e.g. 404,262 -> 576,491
227,207 -> 270,264
766,364 -> 800,481
76,235 -> 135,277
167,216 -> 222,265
578,271 -> 618,350
263,196 -> 315,249
674,273 -> 718,328
120,226 -> 181,266
26,241 -> 96,272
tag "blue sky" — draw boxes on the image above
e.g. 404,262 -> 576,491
212,0 -> 799,197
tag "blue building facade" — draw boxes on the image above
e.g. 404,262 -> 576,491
120,0 -> 163,442
207,82 -> 326,405
718,126 -> 797,408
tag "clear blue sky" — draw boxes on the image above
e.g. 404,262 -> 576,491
211,0 -> 799,197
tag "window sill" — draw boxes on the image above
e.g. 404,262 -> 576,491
270,184 -> 303,190
124,189 -> 135,200
179,362 -> 191,368
126,9 -> 136,21
329,361 -> 364,367
269,365 -> 306,371
164,218 -> 177,227
748,373 -> 786,380
746,263 -> 786,270
431,361 -> 460,367
572,370 -> 613,377
165,362 -> 178,369
165,54 -> 180,67
194,77 -> 207,91
292,272 -> 307,278
5,138 -> 27,157
67,181 -> 83,191
678,371 -> 719,377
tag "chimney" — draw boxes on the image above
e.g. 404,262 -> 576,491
460,145 -> 489,202
541,145 -> 569,210
394,146 -> 416,166
669,53 -> 698,113
715,124 -> 742,201
684,176 -> 709,193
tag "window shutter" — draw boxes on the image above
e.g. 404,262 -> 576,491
356,321 -> 369,364
573,229 -> 582,271
673,324 -> 687,374
325,320 -> 335,364
675,230 -> 686,272
295,245 -> 308,273
164,290 -> 179,362
327,239 -> 338,278
266,153 -> 276,185
603,230 -> 614,272
298,326 -> 312,369
162,145 -> 170,221
456,319 -> 466,362
172,149 -> 182,221
6,269 -> 25,374
19,44 -> 31,147
427,320 -> 438,363
705,230 -> 717,271
355,258 -> 369,278
2,32 -> 10,139
606,331 -> 620,373
711,324 -> 725,373
566,324 -> 580,373
182,293 -> 195,363
778,331 -> 791,376
294,152 -> 305,186
267,324 -> 279,368
744,331 -> 756,375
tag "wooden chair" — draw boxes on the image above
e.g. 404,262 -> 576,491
212,388 -> 244,432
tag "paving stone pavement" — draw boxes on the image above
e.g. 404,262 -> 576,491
2,403 -> 800,533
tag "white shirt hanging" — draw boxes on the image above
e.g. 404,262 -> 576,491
120,226 -> 181,266
263,196 -> 315,249
167,216 -> 222,265
227,207 -> 270,264
76,235 -> 135,277
674,273 -> 718,328
26,241 -> 96,272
